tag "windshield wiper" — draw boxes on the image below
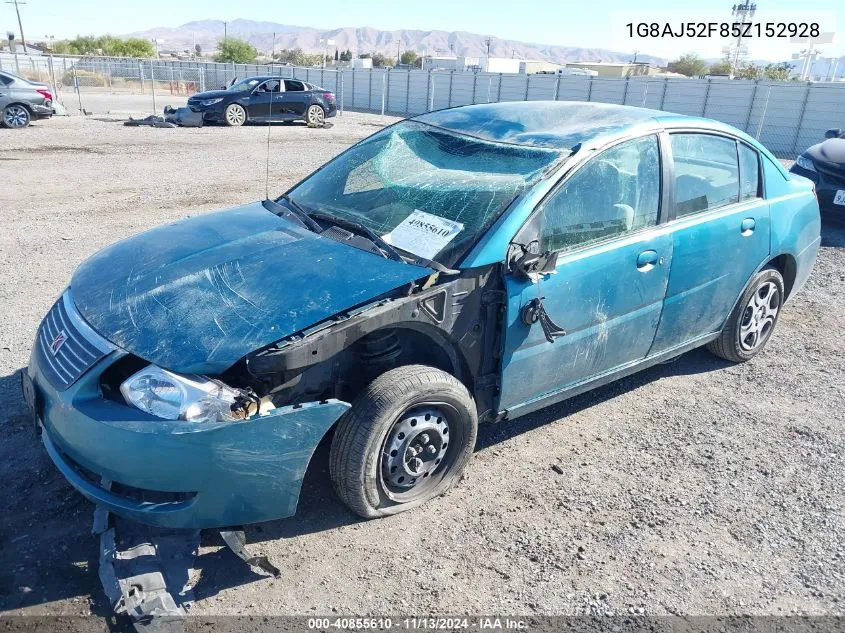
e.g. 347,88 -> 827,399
264,197 -> 323,234
309,212 -> 404,263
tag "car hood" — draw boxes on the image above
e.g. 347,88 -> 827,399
806,138 -> 845,171
190,89 -> 236,100
70,203 -> 432,374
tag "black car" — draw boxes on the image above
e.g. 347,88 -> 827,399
187,76 -> 337,127
790,127 -> 845,219
0,70 -> 54,129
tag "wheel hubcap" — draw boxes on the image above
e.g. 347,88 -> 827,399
739,281 -> 780,351
5,106 -> 28,128
382,406 -> 450,490
308,107 -> 324,125
227,106 -> 245,125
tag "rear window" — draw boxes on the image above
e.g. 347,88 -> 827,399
671,134 -> 739,216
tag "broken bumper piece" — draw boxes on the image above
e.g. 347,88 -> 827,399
29,349 -> 350,529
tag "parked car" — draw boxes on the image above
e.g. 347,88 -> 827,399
790,127 -> 845,219
23,102 -> 820,529
186,76 -> 337,127
0,70 -> 54,128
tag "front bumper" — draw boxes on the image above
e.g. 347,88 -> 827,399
26,334 -> 350,529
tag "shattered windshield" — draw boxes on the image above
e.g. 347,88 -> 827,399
285,121 -> 563,266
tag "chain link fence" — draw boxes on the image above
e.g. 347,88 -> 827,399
1,52 -> 842,158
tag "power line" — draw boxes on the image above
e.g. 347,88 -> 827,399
6,0 -> 27,53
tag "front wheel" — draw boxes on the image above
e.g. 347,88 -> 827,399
305,104 -> 325,127
224,103 -> 247,127
707,267 -> 784,363
329,365 -> 478,519
3,104 -> 31,129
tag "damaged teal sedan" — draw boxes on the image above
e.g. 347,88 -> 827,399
23,102 -> 821,529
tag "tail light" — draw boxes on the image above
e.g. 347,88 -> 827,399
36,88 -> 53,102
325,92 -> 335,102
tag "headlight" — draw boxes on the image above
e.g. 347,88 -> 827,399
120,365 -> 239,423
200,97 -> 224,106
795,154 -> 816,172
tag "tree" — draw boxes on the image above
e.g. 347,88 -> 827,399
764,62 -> 793,81
51,35 -> 154,57
215,38 -> 258,64
734,61 -> 762,80
370,52 -> 394,68
400,50 -> 421,67
334,49 -> 339,61
275,47 -> 323,66
194,43 -> 202,57
668,53 -> 708,77
709,60 -> 733,75
339,49 -> 352,62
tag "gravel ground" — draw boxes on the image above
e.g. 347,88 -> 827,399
0,113 -> 843,622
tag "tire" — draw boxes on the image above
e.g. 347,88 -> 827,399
329,365 -> 478,519
223,103 -> 247,127
305,104 -> 325,127
707,267 -> 785,363
2,104 -> 31,129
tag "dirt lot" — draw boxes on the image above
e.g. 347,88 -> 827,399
0,113 -> 843,622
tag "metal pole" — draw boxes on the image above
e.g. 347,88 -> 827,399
73,65 -> 83,114
380,71 -> 386,117
150,59 -> 157,114
339,69 -> 344,115
755,85 -> 771,140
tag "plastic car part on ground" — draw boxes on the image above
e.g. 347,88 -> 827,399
95,500 -> 280,632
123,115 -> 177,129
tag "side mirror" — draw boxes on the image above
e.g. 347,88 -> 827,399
509,240 -> 558,279
825,128 -> 841,139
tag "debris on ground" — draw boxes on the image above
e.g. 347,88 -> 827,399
219,529 -> 281,578
123,115 -> 177,128
95,505 -> 200,633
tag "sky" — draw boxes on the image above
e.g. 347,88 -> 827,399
4,0 -> 842,59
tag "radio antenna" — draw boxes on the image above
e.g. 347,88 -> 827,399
265,81 -> 273,200
265,33 -> 278,200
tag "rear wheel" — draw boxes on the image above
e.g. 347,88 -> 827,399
224,103 -> 246,127
707,267 -> 784,363
305,104 -> 325,127
2,104 -> 31,129
329,365 -> 477,519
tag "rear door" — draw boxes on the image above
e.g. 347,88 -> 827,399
281,80 -> 309,117
499,134 -> 673,412
650,132 -> 770,353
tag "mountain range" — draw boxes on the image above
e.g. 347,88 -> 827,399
128,19 -> 668,66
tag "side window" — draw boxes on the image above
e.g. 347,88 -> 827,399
671,134 -> 739,216
0,74 -> 11,86
284,80 -> 305,92
738,143 -> 761,200
541,135 -> 660,254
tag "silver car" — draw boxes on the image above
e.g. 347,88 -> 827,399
0,70 -> 54,128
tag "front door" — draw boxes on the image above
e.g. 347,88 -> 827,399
247,80 -> 280,120
499,134 -> 673,413
650,134 -> 771,353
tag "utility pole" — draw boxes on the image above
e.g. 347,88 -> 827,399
730,2 -> 756,74
223,21 -> 228,43
6,0 -> 27,53
485,38 -> 491,73
397,40 -> 401,67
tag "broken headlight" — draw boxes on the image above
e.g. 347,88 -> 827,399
119,365 -> 238,423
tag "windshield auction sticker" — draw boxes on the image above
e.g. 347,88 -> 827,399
383,210 -> 464,260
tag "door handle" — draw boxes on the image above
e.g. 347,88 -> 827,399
636,249 -> 659,272
741,218 -> 756,236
